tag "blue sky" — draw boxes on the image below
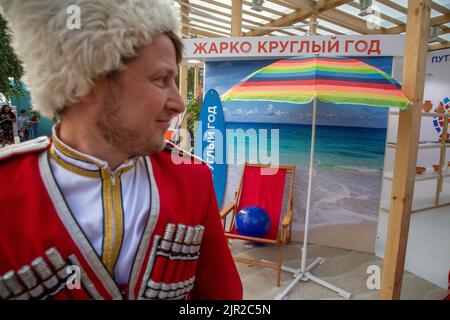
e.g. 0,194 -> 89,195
205,57 -> 395,129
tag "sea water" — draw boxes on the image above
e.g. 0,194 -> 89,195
225,122 -> 387,174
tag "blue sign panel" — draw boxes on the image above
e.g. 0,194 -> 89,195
194,89 -> 227,208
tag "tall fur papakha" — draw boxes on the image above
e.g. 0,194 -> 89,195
0,0 -> 181,119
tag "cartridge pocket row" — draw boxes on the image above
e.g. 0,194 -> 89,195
141,223 -> 205,300
0,247 -> 93,300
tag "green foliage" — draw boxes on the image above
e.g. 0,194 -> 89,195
0,15 -> 26,100
186,96 -> 202,142
188,67 -> 194,98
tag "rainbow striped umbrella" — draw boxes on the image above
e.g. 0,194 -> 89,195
222,56 -> 410,297
221,56 -> 410,109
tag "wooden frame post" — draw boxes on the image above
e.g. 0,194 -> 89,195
180,0 -> 190,37
231,0 -> 243,37
179,64 -> 188,106
310,13 -> 318,35
179,0 -> 190,106
179,0 -> 190,150
194,65 -> 200,99
380,0 -> 431,300
178,64 -> 189,149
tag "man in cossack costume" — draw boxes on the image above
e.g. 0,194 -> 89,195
0,0 -> 243,300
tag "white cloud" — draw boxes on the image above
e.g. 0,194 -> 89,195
275,110 -> 288,117
245,107 -> 258,116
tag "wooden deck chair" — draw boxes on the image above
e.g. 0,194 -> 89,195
220,163 -> 296,287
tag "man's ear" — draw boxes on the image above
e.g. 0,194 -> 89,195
80,90 -> 96,104
80,76 -> 109,104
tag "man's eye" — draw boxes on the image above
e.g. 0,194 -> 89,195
153,77 -> 165,86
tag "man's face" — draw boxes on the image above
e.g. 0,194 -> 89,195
96,33 -> 184,157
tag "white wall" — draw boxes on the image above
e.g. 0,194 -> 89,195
376,49 -> 450,290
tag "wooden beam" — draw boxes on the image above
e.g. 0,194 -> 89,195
201,0 -> 274,22
189,8 -> 236,27
189,2 -> 232,19
231,0 -> 243,37
244,0 -> 340,35
319,11 -> 363,34
320,8 -> 385,34
310,13 -> 318,35
380,0 -> 431,300
243,0 -> 283,17
186,33 -> 206,39
315,0 -> 328,9
244,8 -> 310,36
267,0 -> 297,10
180,0 -> 190,37
189,23 -> 229,37
428,13 -> 450,27
189,6 -> 233,27
317,25 -> 344,35
385,13 -> 450,34
189,1 -> 305,36
429,42 -> 450,51
190,17 -> 231,33
437,27 -> 450,36
189,2 -> 280,29
244,0 -> 352,37
189,27 -> 228,38
281,0 -> 313,10
347,1 -> 404,26
314,0 -> 354,13
376,0 -> 407,15
431,1 -> 450,15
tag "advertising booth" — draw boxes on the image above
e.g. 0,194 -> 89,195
180,34 -> 439,299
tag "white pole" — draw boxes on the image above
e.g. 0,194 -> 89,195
301,96 -> 317,273
273,95 -> 351,300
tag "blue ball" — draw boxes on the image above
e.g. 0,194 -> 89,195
235,206 -> 271,238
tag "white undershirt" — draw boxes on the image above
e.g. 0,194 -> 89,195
48,132 -> 151,285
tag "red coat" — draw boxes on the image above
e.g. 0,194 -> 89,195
0,137 -> 242,300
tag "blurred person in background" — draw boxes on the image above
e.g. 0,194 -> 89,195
27,110 -> 40,140
17,109 -> 29,142
0,104 -> 16,147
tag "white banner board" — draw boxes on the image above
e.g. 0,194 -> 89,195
183,35 -> 405,60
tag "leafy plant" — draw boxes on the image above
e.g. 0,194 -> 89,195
0,15 -> 26,100
185,95 -> 202,145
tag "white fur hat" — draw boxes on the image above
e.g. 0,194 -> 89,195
0,0 -> 181,118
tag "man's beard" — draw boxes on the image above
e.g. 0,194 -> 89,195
95,86 -> 165,157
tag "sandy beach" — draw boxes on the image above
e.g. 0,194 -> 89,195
222,164 -> 382,253
291,219 -> 378,253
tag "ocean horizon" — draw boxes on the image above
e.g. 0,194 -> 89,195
225,122 -> 387,173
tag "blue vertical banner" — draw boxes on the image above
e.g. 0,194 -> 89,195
195,89 -> 227,208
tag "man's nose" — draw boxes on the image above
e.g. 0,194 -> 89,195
167,86 -> 186,115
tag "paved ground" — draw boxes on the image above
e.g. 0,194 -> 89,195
230,240 -> 448,300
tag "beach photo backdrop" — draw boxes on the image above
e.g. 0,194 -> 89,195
205,57 -> 394,253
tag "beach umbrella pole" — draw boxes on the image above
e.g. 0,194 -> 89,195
274,96 -> 352,300
300,96 -> 317,273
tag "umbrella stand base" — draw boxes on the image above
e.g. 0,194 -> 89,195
263,257 -> 352,300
